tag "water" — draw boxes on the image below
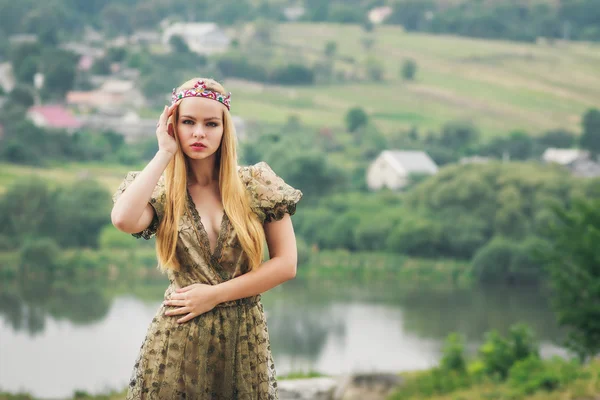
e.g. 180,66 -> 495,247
0,278 -> 566,399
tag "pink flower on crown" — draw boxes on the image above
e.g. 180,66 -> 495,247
170,80 -> 232,110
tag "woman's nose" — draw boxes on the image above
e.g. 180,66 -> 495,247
193,127 -> 207,138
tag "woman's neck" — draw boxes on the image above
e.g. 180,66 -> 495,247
187,155 -> 219,187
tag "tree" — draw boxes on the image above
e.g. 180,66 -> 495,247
439,120 -> 479,151
40,49 -> 78,98
324,41 -> 337,58
9,42 -> 42,84
387,0 -> 435,31
401,58 -> 417,80
538,198 -> 600,361
101,3 -> 132,36
9,85 -> 35,109
579,108 -> 600,155
345,107 -> 369,133
365,56 -> 384,81
537,129 -> 576,149
169,35 -> 190,53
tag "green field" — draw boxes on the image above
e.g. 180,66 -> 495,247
0,162 -> 138,194
223,23 -> 600,137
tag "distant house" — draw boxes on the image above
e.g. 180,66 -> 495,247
542,148 -> 588,165
27,105 -> 82,133
460,155 -> 492,164
0,63 -> 15,94
131,30 -> 161,46
78,110 -> 156,143
368,6 -> 393,24
60,42 -> 103,58
542,148 -> 600,178
8,34 -> 37,45
367,150 -> 439,191
283,6 -> 305,21
66,79 -> 145,111
162,23 -> 230,55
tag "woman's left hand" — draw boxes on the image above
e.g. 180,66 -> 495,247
163,283 -> 221,323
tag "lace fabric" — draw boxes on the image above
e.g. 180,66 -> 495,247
111,161 -> 302,399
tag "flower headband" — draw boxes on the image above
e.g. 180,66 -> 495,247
171,80 -> 232,110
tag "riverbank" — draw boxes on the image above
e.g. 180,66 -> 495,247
2,358 -> 599,400
0,246 -> 474,290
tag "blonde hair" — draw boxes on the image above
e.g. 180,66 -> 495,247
156,77 -> 265,272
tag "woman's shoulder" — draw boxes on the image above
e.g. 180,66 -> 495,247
237,161 -> 303,222
113,171 -> 166,204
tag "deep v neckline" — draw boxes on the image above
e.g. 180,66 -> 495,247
185,188 -> 228,260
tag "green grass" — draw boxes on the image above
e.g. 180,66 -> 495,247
0,162 -> 137,194
221,23 -> 600,137
390,359 -> 600,400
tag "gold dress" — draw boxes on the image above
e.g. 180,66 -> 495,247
112,161 -> 303,400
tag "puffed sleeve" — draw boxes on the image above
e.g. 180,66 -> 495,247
112,171 -> 166,240
238,161 -> 303,223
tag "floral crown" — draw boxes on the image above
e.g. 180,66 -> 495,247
171,80 -> 232,110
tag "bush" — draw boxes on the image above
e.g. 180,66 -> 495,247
508,356 -> 581,395
345,107 -> 369,133
270,64 -> 315,85
401,58 -> 417,80
386,215 -> 442,257
99,225 -> 139,249
479,324 -> 539,381
19,237 -> 61,279
440,333 -> 467,373
471,236 -> 516,284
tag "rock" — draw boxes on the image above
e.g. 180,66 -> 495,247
336,373 -> 403,400
279,377 -> 339,400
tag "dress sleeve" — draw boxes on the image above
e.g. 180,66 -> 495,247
239,161 -> 303,223
112,171 -> 166,240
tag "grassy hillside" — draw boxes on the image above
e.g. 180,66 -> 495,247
225,23 -> 600,137
0,162 -> 136,194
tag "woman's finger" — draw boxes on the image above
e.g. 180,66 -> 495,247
168,102 -> 179,117
164,299 -> 186,307
177,313 -> 197,324
158,105 -> 168,128
165,306 -> 189,316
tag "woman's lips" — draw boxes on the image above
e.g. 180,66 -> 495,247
191,144 -> 206,151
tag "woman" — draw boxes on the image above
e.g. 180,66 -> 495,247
111,78 -> 302,399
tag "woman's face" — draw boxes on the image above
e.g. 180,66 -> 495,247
176,96 -> 225,160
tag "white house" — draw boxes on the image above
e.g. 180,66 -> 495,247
162,23 -> 230,55
0,63 -> 15,94
542,148 -> 589,165
542,148 -> 600,178
368,6 -> 393,24
367,150 -> 438,191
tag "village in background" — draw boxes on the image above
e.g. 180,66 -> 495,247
1,1 -> 600,399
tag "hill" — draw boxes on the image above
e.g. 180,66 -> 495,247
225,23 -> 600,137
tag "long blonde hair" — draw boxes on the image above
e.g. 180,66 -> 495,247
156,78 -> 265,272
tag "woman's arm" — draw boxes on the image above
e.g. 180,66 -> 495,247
216,214 -> 298,301
166,214 -> 298,323
111,150 -> 173,234
112,105 -> 177,234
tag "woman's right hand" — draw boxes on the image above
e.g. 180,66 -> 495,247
156,103 -> 179,156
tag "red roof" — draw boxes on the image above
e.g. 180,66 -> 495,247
28,105 -> 82,129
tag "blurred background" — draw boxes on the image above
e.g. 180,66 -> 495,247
0,0 -> 599,399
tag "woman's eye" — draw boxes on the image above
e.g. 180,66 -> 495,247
183,120 -> 194,125
207,122 -> 218,127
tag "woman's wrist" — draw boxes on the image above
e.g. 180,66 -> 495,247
156,149 -> 175,160
213,283 -> 229,304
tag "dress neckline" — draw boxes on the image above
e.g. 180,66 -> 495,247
185,187 -> 228,261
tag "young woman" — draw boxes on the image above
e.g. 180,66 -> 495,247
111,78 -> 302,399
